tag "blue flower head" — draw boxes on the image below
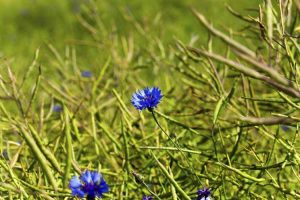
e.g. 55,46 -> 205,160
69,170 -> 109,199
281,125 -> 290,132
53,104 -> 62,112
131,87 -> 163,111
143,196 -> 153,200
197,187 -> 211,200
81,70 -> 92,78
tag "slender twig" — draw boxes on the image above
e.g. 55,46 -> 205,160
151,110 -> 202,184
187,46 -> 300,98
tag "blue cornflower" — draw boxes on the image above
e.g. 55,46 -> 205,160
131,87 -> 163,111
81,70 -> 92,78
53,104 -> 62,112
281,125 -> 290,132
69,170 -> 109,200
142,196 -> 153,200
196,187 -> 211,200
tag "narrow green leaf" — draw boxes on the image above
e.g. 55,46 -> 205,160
152,153 -> 191,200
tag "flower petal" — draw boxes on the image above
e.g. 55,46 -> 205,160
69,176 -> 82,189
81,170 -> 92,184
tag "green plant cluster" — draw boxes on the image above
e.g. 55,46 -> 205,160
0,0 -> 300,199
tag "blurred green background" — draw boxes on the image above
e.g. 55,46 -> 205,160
2,1 -> 300,199
0,0 -> 261,70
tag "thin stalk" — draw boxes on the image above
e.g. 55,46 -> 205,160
150,110 -> 201,184
132,171 -> 162,200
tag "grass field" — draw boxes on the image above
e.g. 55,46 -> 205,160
1,0 -> 300,199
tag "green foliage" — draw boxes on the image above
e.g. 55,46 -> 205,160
1,0 -> 300,199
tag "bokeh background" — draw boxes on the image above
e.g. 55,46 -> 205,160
0,0 -> 260,72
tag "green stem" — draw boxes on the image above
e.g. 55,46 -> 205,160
150,110 -> 202,184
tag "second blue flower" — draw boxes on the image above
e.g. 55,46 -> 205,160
131,87 -> 163,111
69,170 -> 109,200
